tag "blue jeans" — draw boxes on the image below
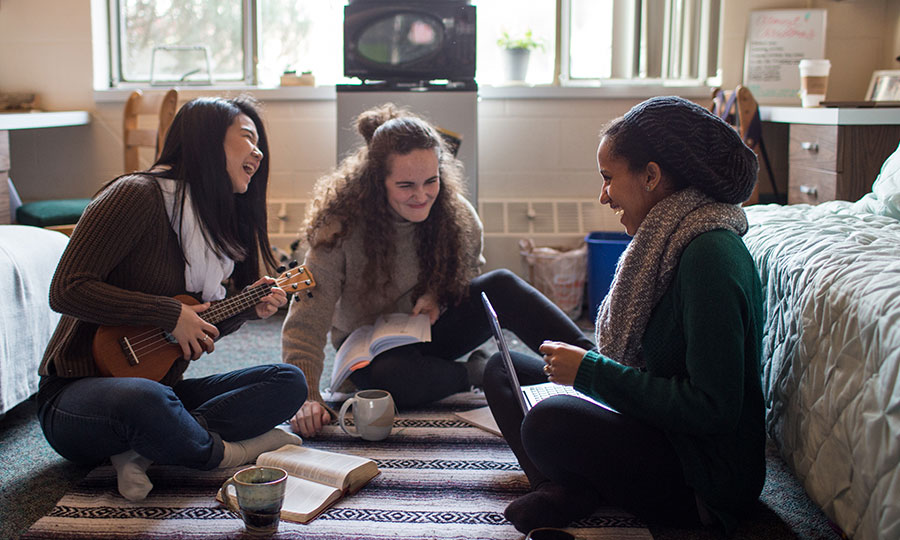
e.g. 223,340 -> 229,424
349,269 -> 593,408
38,364 -> 306,470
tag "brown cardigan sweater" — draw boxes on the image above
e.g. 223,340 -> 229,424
39,175 -> 247,387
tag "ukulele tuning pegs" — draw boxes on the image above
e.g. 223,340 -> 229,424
289,260 -> 299,268
293,294 -> 302,302
307,291 -> 314,298
277,265 -> 286,274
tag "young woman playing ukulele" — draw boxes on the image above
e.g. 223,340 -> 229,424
36,96 -> 308,502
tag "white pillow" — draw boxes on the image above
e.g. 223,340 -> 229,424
852,141 -> 900,220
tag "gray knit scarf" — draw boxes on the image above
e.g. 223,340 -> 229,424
594,187 -> 748,368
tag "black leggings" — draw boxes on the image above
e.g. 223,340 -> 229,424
483,351 -> 702,527
350,269 -> 592,409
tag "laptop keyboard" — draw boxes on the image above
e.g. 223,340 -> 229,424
524,383 -> 616,412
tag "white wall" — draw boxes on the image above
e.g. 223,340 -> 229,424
2,0 -> 898,272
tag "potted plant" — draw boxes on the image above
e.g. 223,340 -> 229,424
497,30 -> 544,82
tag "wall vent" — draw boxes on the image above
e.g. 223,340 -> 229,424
478,199 -> 620,237
266,198 -> 622,254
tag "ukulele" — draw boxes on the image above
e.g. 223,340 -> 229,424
92,263 -> 315,381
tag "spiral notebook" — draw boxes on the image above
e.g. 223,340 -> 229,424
479,292 -> 616,415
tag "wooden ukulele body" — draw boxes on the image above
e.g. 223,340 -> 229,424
92,294 -> 199,380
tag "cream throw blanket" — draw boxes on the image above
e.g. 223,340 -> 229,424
157,178 -> 234,302
595,187 -> 748,368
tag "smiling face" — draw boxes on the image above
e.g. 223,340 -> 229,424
384,148 -> 440,222
224,113 -> 262,194
597,136 -> 667,236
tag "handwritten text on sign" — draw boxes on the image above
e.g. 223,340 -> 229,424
743,10 -> 826,102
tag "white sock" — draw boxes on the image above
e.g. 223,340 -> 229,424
110,449 -> 154,501
219,428 -> 302,468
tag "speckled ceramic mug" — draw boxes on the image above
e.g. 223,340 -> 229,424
221,465 -> 287,535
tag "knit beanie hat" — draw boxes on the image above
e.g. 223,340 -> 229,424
620,96 -> 758,204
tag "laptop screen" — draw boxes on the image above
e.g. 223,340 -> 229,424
480,292 -> 529,413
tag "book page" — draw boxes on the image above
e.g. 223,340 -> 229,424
369,313 -> 431,357
257,445 -> 374,491
453,406 -> 501,437
330,325 -> 374,389
280,475 -> 342,523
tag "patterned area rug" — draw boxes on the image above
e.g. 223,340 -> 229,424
21,392 -> 650,540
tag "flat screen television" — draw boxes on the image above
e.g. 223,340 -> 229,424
344,0 -> 476,82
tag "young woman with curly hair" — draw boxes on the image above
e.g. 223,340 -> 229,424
282,103 -> 592,437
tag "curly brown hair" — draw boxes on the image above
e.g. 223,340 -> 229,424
302,103 -> 477,307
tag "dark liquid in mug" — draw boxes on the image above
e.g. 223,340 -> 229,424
242,509 -> 280,531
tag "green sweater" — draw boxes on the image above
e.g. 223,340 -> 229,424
574,229 -> 765,534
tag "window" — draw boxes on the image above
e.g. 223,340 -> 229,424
109,0 -> 346,86
563,0 -> 721,84
108,0 -> 719,88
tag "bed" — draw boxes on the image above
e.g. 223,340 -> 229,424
0,225 -> 68,416
743,143 -> 900,540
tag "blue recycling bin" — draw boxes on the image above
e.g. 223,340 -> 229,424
585,232 -> 631,319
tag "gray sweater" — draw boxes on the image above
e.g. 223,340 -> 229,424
281,197 -> 484,403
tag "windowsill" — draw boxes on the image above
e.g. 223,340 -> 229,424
94,83 -> 714,103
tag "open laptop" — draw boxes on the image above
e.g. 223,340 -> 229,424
480,292 -> 617,415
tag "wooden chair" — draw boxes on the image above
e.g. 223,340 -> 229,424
123,89 -> 179,173
710,85 -> 779,206
17,89 -> 178,236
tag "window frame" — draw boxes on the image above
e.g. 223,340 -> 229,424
559,0 -> 720,86
106,0 -> 720,90
107,0 -> 258,87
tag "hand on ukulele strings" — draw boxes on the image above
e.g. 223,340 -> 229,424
172,302 -> 219,360
538,340 -> 588,386
252,276 -> 287,319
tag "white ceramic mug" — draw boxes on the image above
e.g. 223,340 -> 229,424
338,389 -> 395,441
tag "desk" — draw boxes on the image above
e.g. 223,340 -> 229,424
760,106 -> 900,204
1,111 -> 91,223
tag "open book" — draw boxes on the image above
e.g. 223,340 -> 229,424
217,444 -> 380,524
330,313 -> 431,390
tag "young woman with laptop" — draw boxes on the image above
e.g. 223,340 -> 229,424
483,96 -> 765,536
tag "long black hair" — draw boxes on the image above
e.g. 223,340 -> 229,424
148,95 -> 275,288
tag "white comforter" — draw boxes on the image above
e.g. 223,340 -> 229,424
744,202 -> 900,540
0,225 -> 68,415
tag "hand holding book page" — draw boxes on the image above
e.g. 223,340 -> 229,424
217,444 -> 380,524
329,313 -> 431,390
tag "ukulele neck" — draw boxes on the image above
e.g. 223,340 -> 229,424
199,283 -> 270,324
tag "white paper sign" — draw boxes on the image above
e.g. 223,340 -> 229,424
743,9 -> 827,104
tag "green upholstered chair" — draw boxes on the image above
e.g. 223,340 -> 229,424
15,89 -> 178,237
16,198 -> 90,232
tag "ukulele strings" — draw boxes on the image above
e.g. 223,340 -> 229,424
120,272 -> 302,360
123,284 -> 271,358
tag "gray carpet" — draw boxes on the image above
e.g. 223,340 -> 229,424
1,311 -> 843,539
